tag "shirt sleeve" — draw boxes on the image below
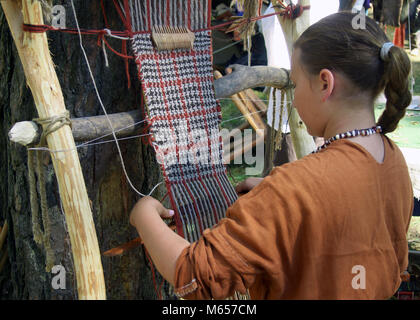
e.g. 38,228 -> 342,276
173,167 -> 305,299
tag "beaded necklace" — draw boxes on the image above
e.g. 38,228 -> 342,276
313,125 -> 383,153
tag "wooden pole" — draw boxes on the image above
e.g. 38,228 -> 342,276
244,89 -> 268,113
214,70 -> 265,135
214,64 -> 290,98
1,0 -> 106,299
272,0 -> 316,159
9,66 -> 282,146
225,67 -> 267,133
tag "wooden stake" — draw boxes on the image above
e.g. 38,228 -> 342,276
244,89 -> 267,113
225,67 -> 266,134
272,0 -> 316,159
214,70 -> 264,135
103,224 -> 177,257
1,0 -> 106,299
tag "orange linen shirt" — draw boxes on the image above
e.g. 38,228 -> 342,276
174,136 -> 413,299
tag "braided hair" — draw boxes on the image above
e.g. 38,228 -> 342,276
293,12 -> 412,134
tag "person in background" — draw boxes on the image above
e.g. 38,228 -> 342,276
352,0 -> 372,15
405,0 -> 420,55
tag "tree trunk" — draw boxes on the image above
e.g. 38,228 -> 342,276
0,1 -> 168,299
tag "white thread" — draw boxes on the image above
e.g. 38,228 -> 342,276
217,97 -> 293,103
102,39 -> 109,67
28,116 -> 148,151
76,118 -> 148,147
220,109 -> 265,124
104,28 -> 130,40
70,0 -> 158,197
28,132 -> 153,153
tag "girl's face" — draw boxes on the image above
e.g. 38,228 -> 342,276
290,49 -> 328,137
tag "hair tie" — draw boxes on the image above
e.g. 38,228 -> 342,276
380,42 -> 394,62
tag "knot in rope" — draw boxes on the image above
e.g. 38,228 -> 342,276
284,4 -> 306,20
33,110 -> 72,147
28,110 -> 71,272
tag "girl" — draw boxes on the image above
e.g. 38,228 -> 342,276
129,12 -> 413,299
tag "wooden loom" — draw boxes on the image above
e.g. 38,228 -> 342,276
1,0 -> 292,299
1,0 -> 331,300
4,0 -> 419,300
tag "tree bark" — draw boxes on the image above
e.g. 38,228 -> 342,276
0,1 -> 167,299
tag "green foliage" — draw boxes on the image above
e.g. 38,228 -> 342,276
220,90 -> 268,185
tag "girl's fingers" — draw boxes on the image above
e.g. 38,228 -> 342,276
159,208 -> 175,219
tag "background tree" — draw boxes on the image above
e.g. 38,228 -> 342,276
0,0 -> 169,299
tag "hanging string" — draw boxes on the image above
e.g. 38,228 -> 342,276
220,109 -> 265,124
27,111 -> 73,272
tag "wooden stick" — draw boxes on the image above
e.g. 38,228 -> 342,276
103,224 -> 177,257
272,0 -> 316,159
9,66 -> 285,146
225,67 -> 266,135
244,89 -> 268,113
214,70 -> 263,134
1,0 -> 106,299
215,64 -> 290,98
236,91 -> 266,130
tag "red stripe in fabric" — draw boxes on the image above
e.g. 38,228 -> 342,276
134,57 -> 185,239
187,0 -> 191,30
148,107 -> 220,122
146,0 -> 152,32
208,0 -> 212,29
138,49 -> 211,61
151,46 -> 203,236
166,181 -> 185,239
122,40 -> 131,88
189,48 -> 232,208
143,75 -> 214,90
170,50 -> 216,230
123,0 -> 133,35
166,1 -> 171,26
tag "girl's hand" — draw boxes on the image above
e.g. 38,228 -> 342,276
235,177 -> 264,194
129,196 -> 174,227
128,196 -> 188,286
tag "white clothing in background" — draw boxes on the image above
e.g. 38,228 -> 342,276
262,0 -> 339,132
352,0 -> 365,13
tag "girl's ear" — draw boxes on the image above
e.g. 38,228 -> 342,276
318,69 -> 335,102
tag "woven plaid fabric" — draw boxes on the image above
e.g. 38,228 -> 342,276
129,1 -> 238,242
